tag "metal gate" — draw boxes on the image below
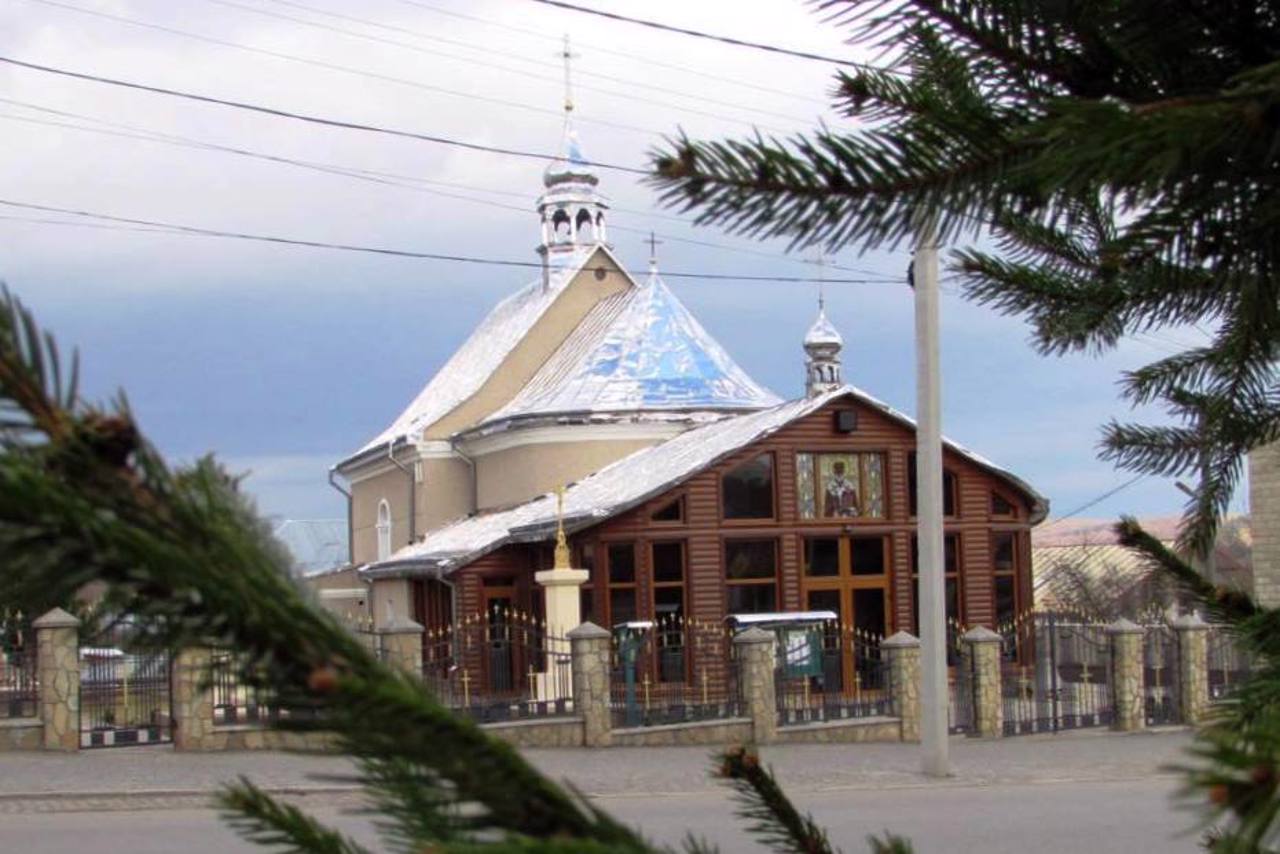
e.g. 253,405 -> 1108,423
949,638 -> 974,734
1143,624 -> 1180,725
80,624 -> 172,748
1003,612 -> 1112,736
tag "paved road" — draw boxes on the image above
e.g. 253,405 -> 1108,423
0,776 -> 1201,853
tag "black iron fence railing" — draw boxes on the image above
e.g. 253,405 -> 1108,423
775,626 -> 892,728
421,615 -> 575,724
79,622 -> 172,746
211,650 -> 281,726
0,612 -> 36,719
1207,625 -> 1252,701
1001,612 -> 1112,736
1143,624 -> 1180,725
611,618 -> 741,728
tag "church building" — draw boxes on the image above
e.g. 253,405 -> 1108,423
329,114 -> 1048,684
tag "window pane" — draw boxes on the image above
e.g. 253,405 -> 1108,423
851,537 -> 886,576
652,542 -> 684,583
727,583 -> 777,614
911,534 -> 958,575
580,588 -> 594,625
993,533 -> 1015,573
608,543 -> 636,583
804,538 -> 840,577
651,498 -> 683,522
725,540 -> 777,580
995,576 -> 1017,626
911,579 -> 961,634
654,585 -> 684,621
991,492 -> 1015,516
806,588 -> 841,617
609,588 -> 636,626
908,453 -> 956,517
817,454 -> 861,518
722,454 -> 774,519
796,453 -> 816,519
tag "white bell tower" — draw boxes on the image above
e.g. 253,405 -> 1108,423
537,36 -> 609,266
803,290 -> 844,398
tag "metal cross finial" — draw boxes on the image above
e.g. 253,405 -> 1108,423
814,254 -> 828,311
559,34 -> 579,114
553,485 -> 571,569
646,231 -> 663,271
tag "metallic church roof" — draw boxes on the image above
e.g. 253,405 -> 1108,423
482,268 -> 781,426
804,304 -> 843,349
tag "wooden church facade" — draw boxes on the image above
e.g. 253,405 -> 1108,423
413,393 -> 1039,655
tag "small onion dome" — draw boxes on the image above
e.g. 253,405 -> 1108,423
804,305 -> 843,349
544,130 -> 599,188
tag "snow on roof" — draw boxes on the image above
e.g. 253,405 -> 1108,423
804,305 -> 842,348
340,247 -> 598,463
483,269 -> 781,424
364,386 -> 1049,579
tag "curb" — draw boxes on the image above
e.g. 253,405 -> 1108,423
0,784 -> 361,805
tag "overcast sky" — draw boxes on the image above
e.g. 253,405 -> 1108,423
0,0 -> 1239,534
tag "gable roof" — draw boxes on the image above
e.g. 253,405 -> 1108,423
336,246 -> 601,468
363,386 -> 1050,579
481,268 -> 781,426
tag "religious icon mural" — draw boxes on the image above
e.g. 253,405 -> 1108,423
796,452 -> 886,520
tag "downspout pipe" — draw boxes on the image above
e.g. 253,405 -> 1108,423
450,440 -> 479,515
327,467 -> 353,565
387,440 -> 417,545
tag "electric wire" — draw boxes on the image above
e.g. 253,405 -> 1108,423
1048,473 -> 1149,525
0,55 -> 650,175
524,0 -> 892,71
193,0 -> 808,132
392,0 -> 830,106
22,0 -> 656,138
0,199 -> 901,284
0,103 -> 891,277
240,0 -> 820,125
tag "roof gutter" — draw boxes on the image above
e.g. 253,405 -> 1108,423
387,440 -> 417,546
327,467 -> 353,565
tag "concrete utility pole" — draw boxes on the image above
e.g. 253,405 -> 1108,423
913,215 -> 950,777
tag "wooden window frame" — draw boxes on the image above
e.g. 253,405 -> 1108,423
722,536 -> 780,614
990,489 -> 1019,519
604,541 -> 639,629
649,494 -> 686,526
720,452 -> 778,525
906,453 -> 959,520
991,530 -> 1025,661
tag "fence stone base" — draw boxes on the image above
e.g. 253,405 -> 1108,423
0,718 -> 42,750
182,726 -> 336,752
776,716 -> 901,744
482,718 -> 585,749
613,718 -> 754,747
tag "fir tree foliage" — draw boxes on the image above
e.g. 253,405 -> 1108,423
649,0 -> 1280,556
0,285 -> 899,852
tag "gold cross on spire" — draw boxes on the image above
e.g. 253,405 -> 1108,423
646,231 -> 663,270
559,34 -> 579,115
553,484 -> 571,569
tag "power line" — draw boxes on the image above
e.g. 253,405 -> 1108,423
23,0 -> 656,138
194,0 -> 806,132
393,0 -> 830,106
245,0 -> 819,124
525,0 -> 887,71
0,55 -> 650,175
1049,473 -> 1149,525
0,199 -> 899,284
0,103 -> 893,278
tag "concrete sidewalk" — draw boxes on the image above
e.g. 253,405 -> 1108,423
0,728 -> 1194,812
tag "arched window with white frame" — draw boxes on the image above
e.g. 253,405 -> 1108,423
376,499 -> 392,561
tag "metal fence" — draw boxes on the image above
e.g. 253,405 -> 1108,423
1207,625 -> 1253,701
949,638 -> 974,734
611,618 -> 741,728
0,612 -> 37,720
422,614 -> 574,723
79,623 -> 172,748
1143,624 -> 1180,725
1002,612 -> 1112,736
775,623 -> 892,727
210,650 -> 286,726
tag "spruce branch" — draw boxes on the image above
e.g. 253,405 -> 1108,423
221,778 -> 373,854
716,747 -> 841,854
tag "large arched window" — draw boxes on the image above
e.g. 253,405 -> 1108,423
376,499 -> 392,561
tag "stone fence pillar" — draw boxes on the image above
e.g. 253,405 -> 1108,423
963,627 -> 1004,738
883,631 -> 920,742
1107,618 -> 1146,732
172,647 -> 215,751
734,627 -> 777,745
1174,613 -> 1211,725
378,616 -> 424,675
33,607 -> 79,752
569,622 -> 611,747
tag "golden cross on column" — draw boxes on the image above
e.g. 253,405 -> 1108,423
553,485 -> 571,569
